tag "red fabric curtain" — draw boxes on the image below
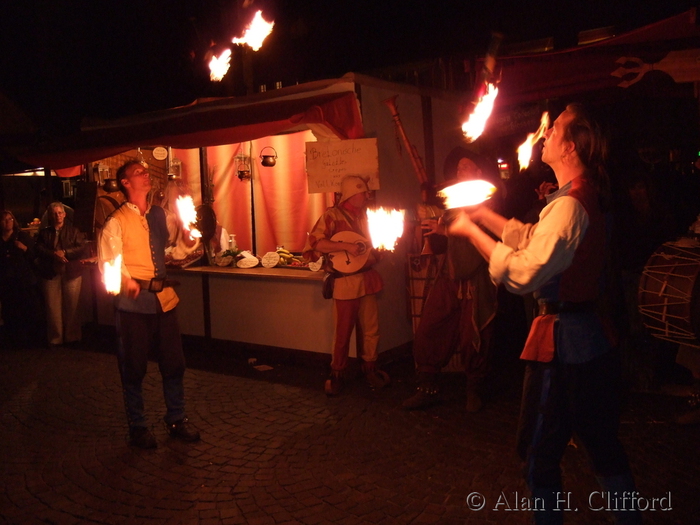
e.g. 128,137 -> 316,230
201,131 -> 332,254
55,166 -> 82,178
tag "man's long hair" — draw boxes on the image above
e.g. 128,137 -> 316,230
564,102 -> 612,211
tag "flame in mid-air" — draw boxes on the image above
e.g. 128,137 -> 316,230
176,196 -> 202,239
462,83 -> 499,143
209,49 -> 232,81
438,180 -> 497,209
232,10 -> 274,51
366,208 -> 405,251
208,10 -> 274,81
103,254 -> 122,295
517,112 -> 550,171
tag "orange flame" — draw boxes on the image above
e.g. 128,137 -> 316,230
103,255 -> 122,295
176,196 -> 202,239
517,112 -> 550,171
232,10 -> 274,51
367,208 -> 405,251
462,82 -> 499,143
209,48 -> 232,81
438,180 -> 497,209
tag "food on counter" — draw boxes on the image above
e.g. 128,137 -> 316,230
276,247 -> 308,267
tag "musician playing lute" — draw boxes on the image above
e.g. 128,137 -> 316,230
303,175 -> 390,395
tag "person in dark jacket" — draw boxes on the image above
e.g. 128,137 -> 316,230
0,210 -> 43,348
35,202 -> 87,346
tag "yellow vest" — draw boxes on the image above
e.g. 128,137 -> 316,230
112,205 -> 178,312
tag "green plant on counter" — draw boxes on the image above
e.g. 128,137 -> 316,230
220,248 -> 242,258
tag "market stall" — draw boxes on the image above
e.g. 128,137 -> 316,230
36,73 -> 471,359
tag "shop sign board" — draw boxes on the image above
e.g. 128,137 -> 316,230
305,138 -> 379,194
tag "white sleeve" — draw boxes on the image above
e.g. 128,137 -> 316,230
489,196 -> 589,295
97,216 -> 131,279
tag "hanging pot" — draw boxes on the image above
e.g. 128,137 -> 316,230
259,146 -> 277,167
236,161 -> 251,181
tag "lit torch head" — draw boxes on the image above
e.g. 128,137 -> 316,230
176,195 -> 202,239
517,112 -> 550,171
232,10 -> 274,51
103,254 -> 122,295
366,208 -> 406,251
209,48 -> 232,81
437,180 -> 497,210
210,10 -> 273,81
462,83 -> 499,143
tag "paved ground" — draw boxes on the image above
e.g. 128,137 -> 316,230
1,329 -> 699,525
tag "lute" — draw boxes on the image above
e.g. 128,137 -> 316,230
327,231 -> 371,274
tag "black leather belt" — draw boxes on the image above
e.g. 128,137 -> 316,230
133,278 -> 178,293
537,300 -> 596,316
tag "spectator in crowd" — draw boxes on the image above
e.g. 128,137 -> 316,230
0,210 -> 43,348
35,202 -> 87,347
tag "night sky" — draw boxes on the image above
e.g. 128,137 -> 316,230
0,0 -> 698,135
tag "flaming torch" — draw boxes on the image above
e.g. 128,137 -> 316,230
462,82 -> 499,143
437,180 -> 497,210
232,10 -> 275,51
461,32 -> 503,143
517,112 -> 550,171
366,208 -> 406,251
103,254 -> 122,295
209,48 -> 232,81
208,10 -> 274,83
176,196 -> 202,240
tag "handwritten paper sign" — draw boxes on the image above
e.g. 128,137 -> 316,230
305,138 -> 379,194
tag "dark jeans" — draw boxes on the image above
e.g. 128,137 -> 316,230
517,350 -> 632,488
115,307 -> 186,428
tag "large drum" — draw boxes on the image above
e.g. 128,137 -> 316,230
638,238 -> 700,348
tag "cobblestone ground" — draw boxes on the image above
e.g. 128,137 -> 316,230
1,341 -> 698,525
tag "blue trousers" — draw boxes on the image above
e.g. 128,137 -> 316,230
517,350 -> 640,524
115,307 -> 186,428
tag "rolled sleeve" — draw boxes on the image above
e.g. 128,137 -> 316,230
489,197 -> 588,295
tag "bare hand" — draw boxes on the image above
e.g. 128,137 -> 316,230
14,240 -> 27,252
447,211 -> 478,238
124,278 -> 141,299
421,218 -> 444,236
54,249 -> 68,263
536,181 -> 558,201
341,242 -> 362,257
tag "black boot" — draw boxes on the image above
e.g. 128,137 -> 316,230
530,486 -> 564,525
595,473 -> 643,525
402,372 -> 439,409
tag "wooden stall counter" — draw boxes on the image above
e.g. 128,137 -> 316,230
170,265 -> 334,355
84,256 -> 413,361
182,265 -> 324,281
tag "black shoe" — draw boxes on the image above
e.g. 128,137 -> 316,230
324,371 -> 343,396
401,384 -> 440,409
129,426 -> 157,449
167,418 -> 200,442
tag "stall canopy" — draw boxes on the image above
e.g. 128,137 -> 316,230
8,82 -> 364,172
7,9 -> 700,173
491,8 -> 700,108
